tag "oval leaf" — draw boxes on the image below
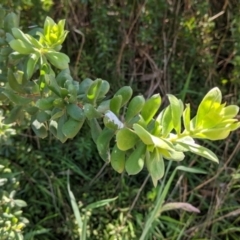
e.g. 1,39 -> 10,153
62,117 -> 85,139
141,94 -> 161,125
125,143 -> 146,175
111,144 -> 126,173
116,128 -> 139,151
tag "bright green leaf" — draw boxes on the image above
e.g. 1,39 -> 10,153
110,95 -> 122,115
114,86 -> 133,107
116,127 -> 138,151
125,143 -> 146,175
167,94 -> 183,134
111,144 -> 125,173
141,94 -> 161,125
146,149 -> 165,187
96,128 -> 115,162
125,95 -> 145,122
176,141 -> 219,163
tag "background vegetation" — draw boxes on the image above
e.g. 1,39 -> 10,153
1,0 -> 240,239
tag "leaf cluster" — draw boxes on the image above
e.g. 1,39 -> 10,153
0,8 -> 239,187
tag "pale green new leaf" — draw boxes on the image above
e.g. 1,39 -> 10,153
183,104 -> 191,132
167,94 -> 183,134
157,106 -> 174,137
196,87 -> 222,128
176,141 -> 219,163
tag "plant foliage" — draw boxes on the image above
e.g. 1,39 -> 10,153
0,7 -> 239,188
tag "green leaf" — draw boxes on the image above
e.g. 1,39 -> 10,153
110,144 -> 126,173
62,117 -> 85,139
67,103 -> 85,121
98,80 -> 110,99
141,94 -> 161,125
196,87 -> 222,128
9,39 -> 34,54
32,119 -> 48,138
83,103 -> 102,120
183,104 -> 191,132
36,97 -> 55,110
86,196 -> 118,210
152,120 -> 162,136
36,111 -> 51,123
4,105 -> 23,124
104,110 -> 124,130
221,105 -> 239,118
86,79 -> 102,104
50,109 -> 64,120
56,115 -> 68,143
26,34 -> 43,48
88,118 -> 102,144
133,123 -> 174,150
67,172 -> 83,231
97,100 -> 110,114
114,86 -> 133,107
146,149 -> 165,187
125,143 -> 146,175
2,89 -> 31,105
116,127 -> 139,151
125,95 -> 145,122
4,13 -> 19,32
49,120 -> 58,137
167,94 -> 183,134
157,106 -> 174,137
56,69 -> 73,87
193,128 -> 232,140
175,141 -> 219,163
13,199 -> 27,208
45,51 -> 70,69
26,52 -> 39,80
96,128 -> 115,162
53,98 -> 65,108
25,106 -> 39,115
45,74 -> 61,96
67,82 -> 78,103
110,95 -> 122,115
78,78 -> 93,94
8,68 -> 24,93
158,148 -> 185,161
12,28 -> 33,46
